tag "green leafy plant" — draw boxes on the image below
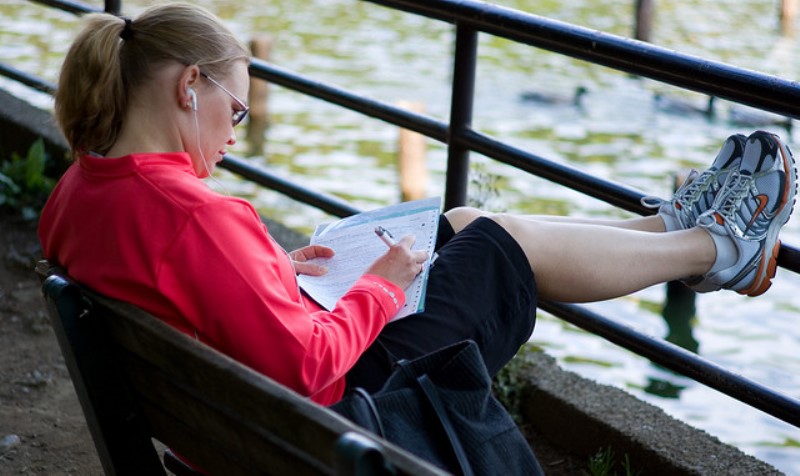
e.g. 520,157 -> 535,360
0,138 -> 56,220
587,447 -> 616,476
492,344 -> 543,424
492,354 -> 525,424
586,447 -> 640,476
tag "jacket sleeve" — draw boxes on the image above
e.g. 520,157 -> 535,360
155,198 -> 403,398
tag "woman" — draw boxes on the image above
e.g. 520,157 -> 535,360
39,3 -> 796,410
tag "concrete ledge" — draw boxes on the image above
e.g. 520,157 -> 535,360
515,349 -> 781,475
0,87 -> 69,168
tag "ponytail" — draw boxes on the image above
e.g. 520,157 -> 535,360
55,3 -> 249,158
55,14 -> 127,157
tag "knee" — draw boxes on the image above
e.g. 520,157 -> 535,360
444,206 -> 490,233
482,213 -> 528,243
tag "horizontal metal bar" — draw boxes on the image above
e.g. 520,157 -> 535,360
219,155 -> 362,218
459,128 -> 648,214
540,299 -> 800,428
362,0 -> 800,119
249,59 -> 449,143
778,243 -> 800,275
28,0 -> 100,15
0,62 -> 56,94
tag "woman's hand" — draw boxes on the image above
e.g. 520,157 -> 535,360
289,245 -> 335,276
365,235 -> 429,290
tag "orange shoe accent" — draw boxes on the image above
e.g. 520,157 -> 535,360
741,240 -> 781,297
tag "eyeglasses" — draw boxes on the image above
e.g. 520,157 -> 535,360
200,72 -> 250,127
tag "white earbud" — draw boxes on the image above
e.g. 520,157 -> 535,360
188,88 -> 197,111
188,86 -> 227,193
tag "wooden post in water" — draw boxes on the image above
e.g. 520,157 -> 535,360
634,0 -> 655,42
247,35 -> 272,156
396,101 -> 428,202
781,0 -> 798,36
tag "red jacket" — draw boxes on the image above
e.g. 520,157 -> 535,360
38,152 -> 403,404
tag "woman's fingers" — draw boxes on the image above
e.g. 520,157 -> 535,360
365,234 -> 429,289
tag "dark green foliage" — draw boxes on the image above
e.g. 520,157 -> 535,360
586,447 -> 640,476
0,138 -> 55,220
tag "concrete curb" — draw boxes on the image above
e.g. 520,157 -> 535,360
515,349 -> 782,475
0,88 -> 68,166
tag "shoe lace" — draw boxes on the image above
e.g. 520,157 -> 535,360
697,169 -> 751,230
674,169 -> 713,205
640,169 -> 701,209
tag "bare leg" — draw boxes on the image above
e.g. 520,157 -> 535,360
520,214 -> 667,232
444,207 -> 713,302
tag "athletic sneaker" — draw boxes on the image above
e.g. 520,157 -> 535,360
694,130 -> 797,296
641,134 -> 746,232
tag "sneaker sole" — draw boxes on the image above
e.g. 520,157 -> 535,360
739,138 -> 797,297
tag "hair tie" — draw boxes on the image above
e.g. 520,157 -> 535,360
119,17 -> 134,41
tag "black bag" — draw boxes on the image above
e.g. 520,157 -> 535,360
332,340 -> 544,476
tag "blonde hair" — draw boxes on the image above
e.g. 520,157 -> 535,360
55,3 -> 249,157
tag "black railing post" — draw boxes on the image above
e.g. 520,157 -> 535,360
105,0 -> 120,15
444,24 -> 478,210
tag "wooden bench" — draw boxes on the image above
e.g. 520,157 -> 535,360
36,261 -> 447,476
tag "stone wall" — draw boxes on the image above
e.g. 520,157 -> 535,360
0,88 -> 69,169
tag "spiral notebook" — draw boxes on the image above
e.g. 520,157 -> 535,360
297,197 -> 441,321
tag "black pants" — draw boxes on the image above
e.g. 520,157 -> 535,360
346,217 -> 538,393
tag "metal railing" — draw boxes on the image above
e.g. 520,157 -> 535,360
4,0 -> 800,430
